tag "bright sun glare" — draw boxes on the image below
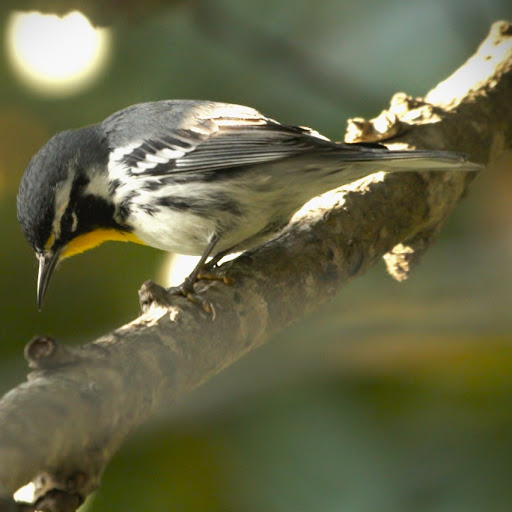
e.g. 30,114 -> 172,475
5,11 -> 110,96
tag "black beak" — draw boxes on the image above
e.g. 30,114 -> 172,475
37,249 -> 61,311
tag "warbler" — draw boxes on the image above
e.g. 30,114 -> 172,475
17,100 -> 479,310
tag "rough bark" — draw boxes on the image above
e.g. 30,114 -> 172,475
0,20 -> 511,512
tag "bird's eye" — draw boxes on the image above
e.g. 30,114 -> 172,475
60,209 -> 72,231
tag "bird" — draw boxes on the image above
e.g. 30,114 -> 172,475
17,100 -> 480,311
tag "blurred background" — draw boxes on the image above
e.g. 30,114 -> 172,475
1,0 -> 511,510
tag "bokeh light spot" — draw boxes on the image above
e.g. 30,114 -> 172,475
13,482 -> 35,503
5,11 -> 111,97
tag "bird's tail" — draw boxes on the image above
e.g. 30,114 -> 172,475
347,148 -> 482,172
292,146 -> 483,198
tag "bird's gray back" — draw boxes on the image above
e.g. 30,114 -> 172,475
101,100 -> 268,149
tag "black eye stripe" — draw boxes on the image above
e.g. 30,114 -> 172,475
70,173 -> 89,201
60,205 -> 74,232
58,173 -> 89,237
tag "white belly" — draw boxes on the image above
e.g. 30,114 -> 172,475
128,193 -> 279,256
110,162 -> 323,256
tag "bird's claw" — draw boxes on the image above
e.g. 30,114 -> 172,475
164,265 -> 233,320
197,270 -> 233,286
167,280 -> 218,320
178,290 -> 216,319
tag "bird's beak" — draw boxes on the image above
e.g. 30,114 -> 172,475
37,249 -> 61,311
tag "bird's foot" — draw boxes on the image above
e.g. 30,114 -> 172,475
138,279 -> 215,318
167,269 -> 233,320
168,276 -> 215,319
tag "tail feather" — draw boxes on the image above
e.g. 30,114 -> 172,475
334,145 -> 482,172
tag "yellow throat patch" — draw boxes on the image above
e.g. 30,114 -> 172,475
60,229 -> 147,259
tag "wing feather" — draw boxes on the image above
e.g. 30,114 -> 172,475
103,100 -> 331,177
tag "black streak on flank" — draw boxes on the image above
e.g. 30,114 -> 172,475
156,196 -> 196,211
109,178 -> 121,194
116,190 -> 140,222
141,204 -> 159,216
142,179 -> 163,192
156,194 -> 242,216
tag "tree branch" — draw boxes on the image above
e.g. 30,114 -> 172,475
1,20 -> 511,512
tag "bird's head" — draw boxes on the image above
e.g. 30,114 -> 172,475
17,126 -> 138,309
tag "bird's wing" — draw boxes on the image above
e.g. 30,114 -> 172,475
102,100 -> 332,177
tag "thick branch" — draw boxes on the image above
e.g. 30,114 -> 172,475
1,21 -> 511,512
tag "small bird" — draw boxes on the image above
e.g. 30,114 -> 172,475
17,100 -> 479,310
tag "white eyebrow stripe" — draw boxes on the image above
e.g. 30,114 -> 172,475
52,169 -> 75,241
